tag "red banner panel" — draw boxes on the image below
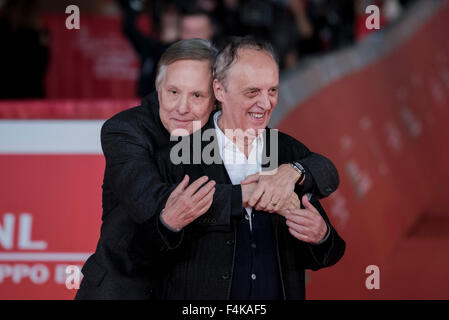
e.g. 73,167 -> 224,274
0,155 -> 103,299
43,14 -> 141,99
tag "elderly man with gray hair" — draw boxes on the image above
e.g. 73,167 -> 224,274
75,38 -> 342,300
147,37 -> 345,300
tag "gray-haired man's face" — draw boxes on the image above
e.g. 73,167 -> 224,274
213,48 -> 279,133
157,59 -> 214,136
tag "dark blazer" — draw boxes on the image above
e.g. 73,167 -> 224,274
144,110 -> 346,300
75,93 -> 342,300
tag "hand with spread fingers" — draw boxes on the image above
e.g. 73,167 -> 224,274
161,175 -> 216,230
284,195 -> 328,244
241,163 -> 304,213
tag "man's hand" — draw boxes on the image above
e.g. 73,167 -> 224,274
277,192 -> 301,217
161,175 -> 216,230
241,163 -> 304,213
241,182 -> 257,207
284,195 -> 328,244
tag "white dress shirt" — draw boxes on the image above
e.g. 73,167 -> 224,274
213,111 -> 264,231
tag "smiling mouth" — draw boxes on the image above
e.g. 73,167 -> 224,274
248,112 -> 265,119
172,118 -> 192,123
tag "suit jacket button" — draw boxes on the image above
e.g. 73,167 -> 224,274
226,240 -> 234,246
222,272 -> 230,280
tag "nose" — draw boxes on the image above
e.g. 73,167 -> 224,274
258,92 -> 272,111
177,94 -> 190,115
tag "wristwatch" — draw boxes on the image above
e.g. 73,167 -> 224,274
289,161 -> 306,184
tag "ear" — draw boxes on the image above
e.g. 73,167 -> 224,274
213,79 -> 225,102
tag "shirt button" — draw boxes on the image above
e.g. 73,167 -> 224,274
251,273 -> 257,280
251,243 -> 256,249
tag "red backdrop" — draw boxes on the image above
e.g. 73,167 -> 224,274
1,3 -> 449,300
42,13 -> 151,99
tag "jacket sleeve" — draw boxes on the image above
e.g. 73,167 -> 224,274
101,116 -> 176,225
102,116 -> 191,254
298,153 -> 340,200
102,116 -> 242,251
277,132 -> 339,200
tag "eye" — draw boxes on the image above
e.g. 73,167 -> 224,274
169,89 -> 177,95
193,92 -> 201,98
245,90 -> 258,98
270,88 -> 278,95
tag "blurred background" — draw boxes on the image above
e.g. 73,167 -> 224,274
0,0 -> 448,299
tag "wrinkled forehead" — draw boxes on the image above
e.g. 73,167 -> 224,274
228,50 -> 278,81
225,48 -> 278,81
163,59 -> 213,87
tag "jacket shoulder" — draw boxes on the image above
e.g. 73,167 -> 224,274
102,105 -> 148,131
102,92 -> 159,134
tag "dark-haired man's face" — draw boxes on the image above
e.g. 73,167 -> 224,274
158,59 -> 214,136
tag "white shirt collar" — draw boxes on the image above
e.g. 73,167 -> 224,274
213,110 -> 264,162
212,110 -> 264,225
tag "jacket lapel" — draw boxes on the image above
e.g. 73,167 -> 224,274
199,112 -> 233,185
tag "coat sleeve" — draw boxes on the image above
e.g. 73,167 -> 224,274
277,132 -> 339,200
101,115 -> 189,253
298,153 -> 340,200
101,116 -> 176,224
101,115 -> 242,252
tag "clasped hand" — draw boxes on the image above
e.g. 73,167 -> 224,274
161,164 -> 327,244
241,165 -> 328,244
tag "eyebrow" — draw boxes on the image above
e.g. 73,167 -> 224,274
166,85 -> 180,90
242,87 -> 260,93
242,86 -> 278,93
190,89 -> 210,95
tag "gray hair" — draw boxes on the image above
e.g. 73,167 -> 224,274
155,38 -> 218,90
213,36 -> 278,88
